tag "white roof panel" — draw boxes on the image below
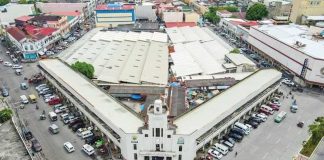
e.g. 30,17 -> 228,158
225,54 -> 256,66
257,24 -> 324,59
39,59 -> 143,133
174,69 -> 282,135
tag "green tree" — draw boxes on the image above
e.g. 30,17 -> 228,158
230,48 -> 240,54
0,108 -> 12,123
204,12 -> 220,24
71,61 -> 95,79
18,0 -> 28,4
246,3 -> 268,20
300,117 -> 324,156
0,0 -> 9,6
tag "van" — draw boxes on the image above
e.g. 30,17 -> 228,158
81,130 -> 93,139
82,144 -> 95,156
49,124 -> 59,134
234,122 -> 250,135
48,112 -> 57,121
20,95 -> 29,104
261,105 -> 274,115
213,143 -> 229,155
274,111 -> 287,123
29,94 -> 37,103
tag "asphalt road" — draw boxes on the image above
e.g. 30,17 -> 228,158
0,44 -> 91,160
220,85 -> 324,160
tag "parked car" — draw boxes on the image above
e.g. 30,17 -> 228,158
228,133 -> 243,142
12,64 -> 23,69
68,119 -> 82,127
222,136 -> 236,145
208,149 -> 223,159
1,87 -> 9,97
22,127 -> 33,140
230,128 -> 245,137
244,120 -> 259,129
63,142 -> 75,153
219,139 -> 234,151
251,113 -> 267,122
48,98 -> 61,105
72,123 -> 85,132
85,136 -> 101,145
31,139 -> 42,152
82,144 -> 95,156
249,117 -> 263,123
3,61 -> 12,67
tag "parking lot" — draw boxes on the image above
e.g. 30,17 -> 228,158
219,85 -> 324,160
0,45 -> 91,160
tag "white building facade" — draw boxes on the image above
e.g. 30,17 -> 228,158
248,25 -> 324,87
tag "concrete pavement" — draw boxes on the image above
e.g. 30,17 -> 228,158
0,45 -> 91,160
220,85 -> 324,160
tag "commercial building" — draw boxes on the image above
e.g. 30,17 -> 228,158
290,0 -> 324,24
36,2 -> 91,19
248,24 -> 324,87
60,28 -> 168,86
6,25 -> 60,61
224,54 -> 257,73
39,58 -> 282,160
95,4 -> 135,28
29,15 -> 70,37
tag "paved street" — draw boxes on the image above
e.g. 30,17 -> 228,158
0,44 -> 91,160
221,85 -> 324,160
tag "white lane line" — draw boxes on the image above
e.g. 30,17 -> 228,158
275,138 -> 281,144
262,152 -> 269,159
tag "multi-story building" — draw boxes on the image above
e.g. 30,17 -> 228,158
29,15 -> 70,37
95,4 -> 135,28
290,0 -> 324,24
6,25 -> 60,61
248,24 -> 324,87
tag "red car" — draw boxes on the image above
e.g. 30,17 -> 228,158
269,104 -> 280,111
259,108 -> 272,115
48,98 -> 61,105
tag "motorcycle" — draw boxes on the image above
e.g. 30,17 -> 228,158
297,121 -> 304,128
40,114 -> 46,120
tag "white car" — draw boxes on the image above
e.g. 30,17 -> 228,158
82,144 -> 95,156
272,101 -> 281,106
281,79 -> 294,86
12,64 -> 23,69
208,149 -> 223,159
63,142 -> 75,153
3,61 -> 12,67
45,96 -> 56,103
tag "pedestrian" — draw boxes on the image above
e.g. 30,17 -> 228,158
235,151 -> 238,157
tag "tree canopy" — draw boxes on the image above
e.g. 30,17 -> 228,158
0,0 -> 9,6
300,117 -> 324,156
0,108 -> 12,123
230,48 -> 240,54
71,61 -> 95,79
246,3 -> 268,20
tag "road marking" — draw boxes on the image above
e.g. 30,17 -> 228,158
262,152 -> 269,159
275,138 -> 281,144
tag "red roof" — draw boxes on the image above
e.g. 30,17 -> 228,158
96,4 -> 134,10
49,11 -> 81,16
24,25 -> 57,40
165,22 -> 196,28
15,16 -> 33,22
6,27 -> 26,42
229,20 -> 258,27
